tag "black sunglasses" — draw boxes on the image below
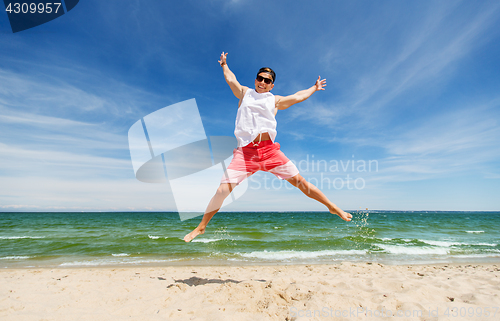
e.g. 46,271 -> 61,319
256,75 -> 273,84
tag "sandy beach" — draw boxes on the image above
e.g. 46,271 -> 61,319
1,262 -> 499,321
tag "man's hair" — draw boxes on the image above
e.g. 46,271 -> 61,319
257,67 -> 276,83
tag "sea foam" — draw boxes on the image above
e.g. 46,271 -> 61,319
376,244 -> 449,255
239,249 -> 365,260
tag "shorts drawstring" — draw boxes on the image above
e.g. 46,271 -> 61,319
252,133 -> 262,147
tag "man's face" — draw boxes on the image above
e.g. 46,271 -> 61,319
255,72 -> 274,93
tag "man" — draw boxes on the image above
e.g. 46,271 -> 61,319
184,52 -> 352,242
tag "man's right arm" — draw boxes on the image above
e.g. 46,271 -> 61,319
219,52 -> 247,100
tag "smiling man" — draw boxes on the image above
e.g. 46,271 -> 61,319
183,52 -> 352,242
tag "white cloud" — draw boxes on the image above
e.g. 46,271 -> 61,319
312,1 -> 500,130
0,176 -> 175,211
0,142 -> 131,179
372,101 -> 500,183
0,65 -> 168,124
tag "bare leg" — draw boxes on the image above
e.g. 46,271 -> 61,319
183,183 -> 237,242
286,174 -> 352,221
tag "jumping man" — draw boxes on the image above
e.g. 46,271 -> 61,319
184,52 -> 352,242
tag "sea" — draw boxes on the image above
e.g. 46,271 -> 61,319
1,211 -> 499,268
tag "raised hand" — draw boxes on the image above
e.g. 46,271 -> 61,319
219,52 -> 228,66
315,76 -> 326,91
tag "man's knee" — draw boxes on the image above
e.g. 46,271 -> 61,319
287,174 -> 305,186
216,183 -> 233,197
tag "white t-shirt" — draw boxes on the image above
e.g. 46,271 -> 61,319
234,89 -> 277,147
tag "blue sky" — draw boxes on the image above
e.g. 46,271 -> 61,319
1,0 -> 499,213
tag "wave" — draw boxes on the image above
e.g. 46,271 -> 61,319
421,240 -> 464,247
476,243 -> 498,247
375,244 -> 449,255
466,231 -> 484,233
111,253 -> 130,257
191,238 -> 225,243
0,256 -> 33,260
238,249 -> 366,260
148,235 -> 178,241
0,236 -> 45,240
422,240 -> 498,247
451,252 -> 500,258
59,257 -> 182,267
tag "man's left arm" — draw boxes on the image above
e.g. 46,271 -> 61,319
275,76 -> 326,110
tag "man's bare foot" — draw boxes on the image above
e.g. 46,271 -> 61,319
330,208 -> 352,221
184,227 -> 205,242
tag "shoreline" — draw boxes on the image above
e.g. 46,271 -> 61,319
2,262 -> 499,320
3,255 -> 500,270
3,260 -> 499,270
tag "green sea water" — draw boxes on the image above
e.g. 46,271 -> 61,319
1,211 -> 499,268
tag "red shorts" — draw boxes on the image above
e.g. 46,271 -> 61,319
221,140 -> 299,185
